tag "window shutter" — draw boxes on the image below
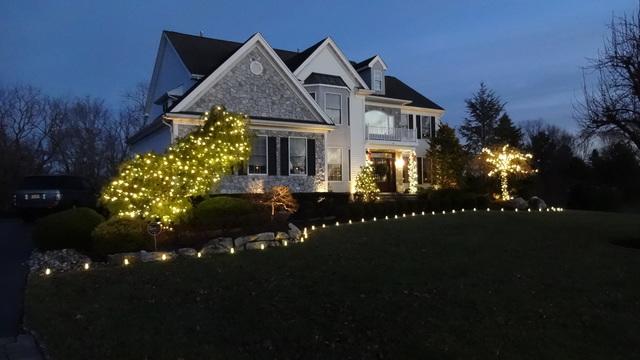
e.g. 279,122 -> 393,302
416,115 -> 422,139
430,117 -> 436,138
280,137 -> 289,176
417,157 -> 423,184
307,138 -> 316,176
268,137 -> 277,175
409,114 -> 413,130
237,161 -> 247,176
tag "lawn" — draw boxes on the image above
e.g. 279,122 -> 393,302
25,211 -> 640,359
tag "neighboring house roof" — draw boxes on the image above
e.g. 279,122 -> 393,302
127,115 -> 166,144
304,72 -> 348,88
377,76 -> 444,110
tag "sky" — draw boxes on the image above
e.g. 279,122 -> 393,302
0,0 -> 636,132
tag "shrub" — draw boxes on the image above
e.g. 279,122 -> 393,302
33,207 -> 105,250
91,217 -> 152,257
191,196 -> 268,230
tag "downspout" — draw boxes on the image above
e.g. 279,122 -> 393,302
161,115 -> 174,142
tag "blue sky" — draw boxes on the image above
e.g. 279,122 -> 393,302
0,0 -> 635,131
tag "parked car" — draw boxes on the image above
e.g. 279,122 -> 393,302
13,175 -> 98,218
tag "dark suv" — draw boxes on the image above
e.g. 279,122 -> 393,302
13,175 -> 97,217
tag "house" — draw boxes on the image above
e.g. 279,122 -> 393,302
129,31 -> 444,194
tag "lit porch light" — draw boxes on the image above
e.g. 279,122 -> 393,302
394,157 -> 405,168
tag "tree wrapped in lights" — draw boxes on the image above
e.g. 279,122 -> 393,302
101,106 -> 250,224
354,162 -> 380,202
482,145 -> 534,201
407,151 -> 418,194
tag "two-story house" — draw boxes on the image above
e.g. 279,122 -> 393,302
129,31 -> 444,194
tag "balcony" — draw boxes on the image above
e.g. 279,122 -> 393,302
365,126 -> 416,142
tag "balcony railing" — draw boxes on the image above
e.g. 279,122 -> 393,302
365,126 -> 416,142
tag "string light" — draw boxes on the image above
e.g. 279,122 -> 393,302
100,106 -> 251,225
481,145 -> 535,201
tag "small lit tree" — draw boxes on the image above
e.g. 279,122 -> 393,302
101,106 -> 251,224
264,185 -> 298,217
482,145 -> 534,201
354,163 -> 380,202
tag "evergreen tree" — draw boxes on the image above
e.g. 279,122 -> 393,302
459,82 -> 505,153
428,123 -> 467,189
493,113 -> 523,147
354,163 -> 380,202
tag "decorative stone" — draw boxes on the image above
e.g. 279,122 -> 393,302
529,196 -> 547,210
234,236 -> 251,248
139,251 -> 175,262
254,232 -> 275,241
27,249 -> 91,273
200,244 -> 228,256
288,223 -> 301,240
177,248 -> 197,256
508,197 -> 529,210
275,232 -> 289,240
246,241 -> 267,250
107,252 -> 140,265
206,237 -> 233,249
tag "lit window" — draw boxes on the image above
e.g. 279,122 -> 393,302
373,69 -> 382,91
248,136 -> 267,174
327,148 -> 342,181
325,93 -> 341,124
289,137 -> 307,175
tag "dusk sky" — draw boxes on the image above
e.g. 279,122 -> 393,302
1,0 -> 635,131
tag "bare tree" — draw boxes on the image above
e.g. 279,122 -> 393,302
577,6 -> 640,151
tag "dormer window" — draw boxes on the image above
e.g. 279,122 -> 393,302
373,69 -> 383,92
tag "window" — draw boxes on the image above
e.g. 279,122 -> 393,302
327,148 -> 343,181
325,93 -> 341,124
289,137 -> 307,175
421,116 -> 434,138
373,69 -> 382,91
248,136 -> 267,174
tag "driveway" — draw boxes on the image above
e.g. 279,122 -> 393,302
0,219 -> 33,337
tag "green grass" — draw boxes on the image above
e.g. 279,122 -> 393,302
25,211 -> 640,359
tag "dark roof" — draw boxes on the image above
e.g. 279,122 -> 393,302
379,76 -> 444,110
353,55 -> 377,71
164,31 -> 321,74
127,115 -> 166,144
304,72 -> 348,88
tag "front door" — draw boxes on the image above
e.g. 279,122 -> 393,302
370,152 -> 396,192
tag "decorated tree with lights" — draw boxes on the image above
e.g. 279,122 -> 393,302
407,151 -> 418,194
354,162 -> 380,202
482,145 -> 534,201
101,106 -> 251,224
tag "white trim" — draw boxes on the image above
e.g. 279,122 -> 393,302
293,38 -> 369,90
324,92 -> 342,125
304,83 -> 349,91
326,147 -> 343,182
356,55 -> 388,71
171,33 -> 333,125
248,135 -> 268,175
288,136 -> 307,176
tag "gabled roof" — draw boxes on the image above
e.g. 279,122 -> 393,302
304,72 -> 348,88
378,76 -> 444,110
353,55 -> 377,71
164,31 -> 319,75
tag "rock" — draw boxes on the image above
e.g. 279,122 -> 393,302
107,252 -> 140,265
27,249 -> 92,273
254,232 -> 275,241
288,223 -> 302,240
138,251 -> 175,262
234,236 -> 251,248
201,244 -> 230,256
139,250 -> 154,262
177,248 -> 197,256
205,237 -> 233,249
268,240 -> 281,248
508,197 -> 528,210
275,232 -> 289,240
529,196 -> 547,210
246,241 -> 267,250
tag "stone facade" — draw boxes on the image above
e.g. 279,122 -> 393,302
217,128 -> 326,193
187,46 -> 318,122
